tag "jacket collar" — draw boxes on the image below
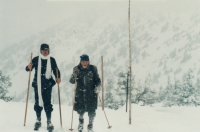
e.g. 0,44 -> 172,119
79,63 -> 90,71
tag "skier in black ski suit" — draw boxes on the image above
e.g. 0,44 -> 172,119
69,54 -> 101,132
25,44 -> 61,131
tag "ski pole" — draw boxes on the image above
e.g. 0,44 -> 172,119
56,68 -> 62,127
98,95 -> 112,129
69,66 -> 78,131
126,71 -> 129,112
128,0 -> 132,124
24,53 -> 32,126
101,56 -> 104,110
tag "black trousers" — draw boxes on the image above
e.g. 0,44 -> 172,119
77,109 -> 96,118
34,87 -> 53,121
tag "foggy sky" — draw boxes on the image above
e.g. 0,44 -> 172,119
0,0 -> 195,51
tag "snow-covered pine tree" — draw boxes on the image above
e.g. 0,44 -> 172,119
104,79 -> 117,110
181,69 -> 196,106
0,70 -> 13,102
164,78 -> 182,106
164,69 -> 198,107
116,71 -> 127,107
194,77 -> 200,106
135,75 -> 156,106
162,76 -> 176,106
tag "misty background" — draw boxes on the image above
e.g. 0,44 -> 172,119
1,0 -> 200,108
1,0 -> 170,51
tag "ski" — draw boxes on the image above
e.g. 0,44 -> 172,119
78,123 -> 83,132
34,122 -> 41,131
47,128 -> 54,132
47,125 -> 54,132
48,129 -> 53,132
34,126 -> 40,131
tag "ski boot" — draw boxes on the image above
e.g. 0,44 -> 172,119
34,119 -> 41,131
47,121 -> 54,132
87,124 -> 94,132
78,118 -> 84,132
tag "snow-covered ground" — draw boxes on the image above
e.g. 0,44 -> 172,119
1,100 -> 200,132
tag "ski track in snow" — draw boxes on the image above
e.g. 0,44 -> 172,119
1,100 -> 200,132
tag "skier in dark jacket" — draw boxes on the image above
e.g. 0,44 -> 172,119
25,43 -> 61,131
69,54 -> 101,132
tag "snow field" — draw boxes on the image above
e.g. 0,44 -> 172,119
1,101 -> 200,132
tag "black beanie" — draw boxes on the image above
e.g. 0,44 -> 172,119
40,43 -> 50,54
80,54 -> 89,62
40,43 -> 49,50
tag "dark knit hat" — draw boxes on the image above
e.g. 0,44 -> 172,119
40,43 -> 49,50
80,54 -> 89,62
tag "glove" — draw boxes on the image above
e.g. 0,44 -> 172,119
72,72 -> 77,78
94,85 -> 101,94
72,67 -> 79,78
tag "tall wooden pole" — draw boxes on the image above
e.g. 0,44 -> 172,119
101,56 -> 104,110
126,71 -> 129,112
69,66 -> 78,131
24,53 -> 32,126
128,0 -> 132,125
56,68 -> 62,127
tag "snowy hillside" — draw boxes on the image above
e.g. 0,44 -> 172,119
1,1 -> 200,103
1,100 -> 200,132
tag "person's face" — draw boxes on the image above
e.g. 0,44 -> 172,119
41,50 -> 49,56
81,61 -> 89,68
